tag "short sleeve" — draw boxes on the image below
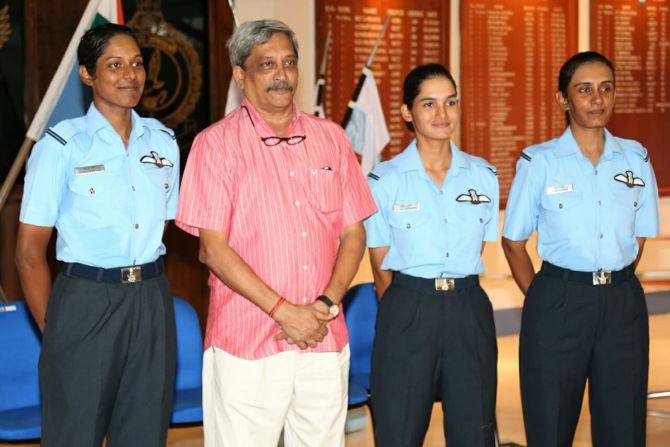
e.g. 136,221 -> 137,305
175,128 -> 236,236
484,172 -> 500,242
166,139 -> 180,220
503,156 -> 541,240
634,157 -> 660,237
364,175 -> 391,248
19,137 -> 66,227
336,127 -> 377,227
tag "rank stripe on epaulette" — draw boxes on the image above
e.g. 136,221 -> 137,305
520,152 -> 532,162
486,166 -> 497,176
46,129 -> 67,146
644,154 -> 649,162
368,172 -> 380,181
159,129 -> 177,140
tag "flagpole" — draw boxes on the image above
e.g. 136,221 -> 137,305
314,29 -> 331,117
341,13 -> 391,128
227,0 -> 239,28
0,0 -> 104,212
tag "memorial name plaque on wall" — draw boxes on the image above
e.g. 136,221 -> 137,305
316,0 -> 449,157
461,0 -> 577,201
591,0 -> 670,194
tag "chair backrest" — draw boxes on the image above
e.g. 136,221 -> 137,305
342,283 -> 378,377
173,297 -> 203,390
0,301 -> 42,411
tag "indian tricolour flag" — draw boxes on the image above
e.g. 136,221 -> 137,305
25,0 -> 124,141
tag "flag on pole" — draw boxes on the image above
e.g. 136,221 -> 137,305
25,0 -> 124,141
313,29 -> 331,118
223,0 -> 243,116
344,67 -> 390,175
224,78 -> 243,116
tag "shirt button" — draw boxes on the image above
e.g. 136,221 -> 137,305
479,218 -> 484,223
89,188 -> 95,194
302,264 -> 309,270
289,171 -> 295,176
443,218 -> 448,224
164,183 -> 169,190
446,252 -> 450,258
301,231 -> 307,237
633,201 -> 638,207
595,169 -> 598,175
134,224 -> 139,229
406,223 -> 411,229
295,200 -> 301,206
302,297 -> 307,303
599,233 -> 603,239
598,200 -> 602,206
440,190 -> 444,195
558,203 -> 564,209
131,186 -> 136,192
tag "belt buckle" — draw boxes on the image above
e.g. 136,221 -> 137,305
435,278 -> 455,291
122,266 -> 142,283
592,270 -> 612,286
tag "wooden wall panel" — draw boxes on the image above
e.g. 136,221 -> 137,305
460,0 -> 578,202
591,0 -> 670,195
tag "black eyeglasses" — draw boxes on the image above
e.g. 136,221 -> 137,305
241,106 -> 306,146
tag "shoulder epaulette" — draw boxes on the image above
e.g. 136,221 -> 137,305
368,172 -> 380,181
45,128 -> 67,146
159,128 -> 177,140
520,151 -> 532,162
142,117 -> 177,140
44,120 -> 82,146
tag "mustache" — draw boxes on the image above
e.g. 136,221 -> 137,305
266,81 -> 294,92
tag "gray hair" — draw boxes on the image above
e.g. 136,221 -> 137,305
227,19 -> 299,68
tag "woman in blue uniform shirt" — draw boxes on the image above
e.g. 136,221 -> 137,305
503,51 -> 659,446
15,24 -> 179,447
365,64 -> 499,447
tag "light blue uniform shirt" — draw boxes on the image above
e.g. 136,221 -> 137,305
503,127 -> 659,271
20,104 -> 180,268
365,140 -> 499,278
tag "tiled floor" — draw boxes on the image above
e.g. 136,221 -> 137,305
4,311 -> 668,447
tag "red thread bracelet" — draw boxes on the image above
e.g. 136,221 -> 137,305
268,296 -> 286,318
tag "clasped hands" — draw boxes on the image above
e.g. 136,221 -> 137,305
272,300 -> 336,349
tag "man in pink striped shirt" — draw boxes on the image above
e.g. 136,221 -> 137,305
175,19 -> 376,447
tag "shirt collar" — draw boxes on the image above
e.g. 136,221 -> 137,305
396,140 -> 470,178
85,103 -> 144,142
554,127 -> 622,159
240,97 -> 303,137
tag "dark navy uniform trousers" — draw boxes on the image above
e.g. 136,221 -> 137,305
371,273 -> 498,447
520,262 -> 648,447
39,268 -> 176,447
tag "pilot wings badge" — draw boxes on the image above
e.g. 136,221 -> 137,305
140,151 -> 174,168
613,170 -> 645,188
456,189 -> 491,205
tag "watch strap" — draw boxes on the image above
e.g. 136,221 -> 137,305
316,295 -> 336,307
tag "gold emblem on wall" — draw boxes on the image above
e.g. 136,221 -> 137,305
0,5 -> 11,49
127,0 -> 202,137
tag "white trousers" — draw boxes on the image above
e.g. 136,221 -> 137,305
202,345 -> 350,447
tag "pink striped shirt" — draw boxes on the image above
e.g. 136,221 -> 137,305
176,99 -> 376,359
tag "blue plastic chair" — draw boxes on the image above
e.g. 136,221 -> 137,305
170,297 -> 204,424
0,301 -> 42,441
342,283 -> 378,407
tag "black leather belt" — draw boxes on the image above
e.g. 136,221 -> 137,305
393,271 -> 480,291
63,258 -> 164,284
540,261 -> 635,286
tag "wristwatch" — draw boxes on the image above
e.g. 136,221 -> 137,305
316,295 -> 340,317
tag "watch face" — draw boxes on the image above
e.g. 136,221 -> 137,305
329,305 -> 340,317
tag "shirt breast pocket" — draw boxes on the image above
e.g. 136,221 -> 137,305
143,165 -> 172,194
65,173 -> 123,228
388,211 -> 430,253
308,168 -> 343,213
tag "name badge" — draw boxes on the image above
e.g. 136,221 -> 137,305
74,164 -> 105,175
392,202 -> 420,212
545,184 -> 574,195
